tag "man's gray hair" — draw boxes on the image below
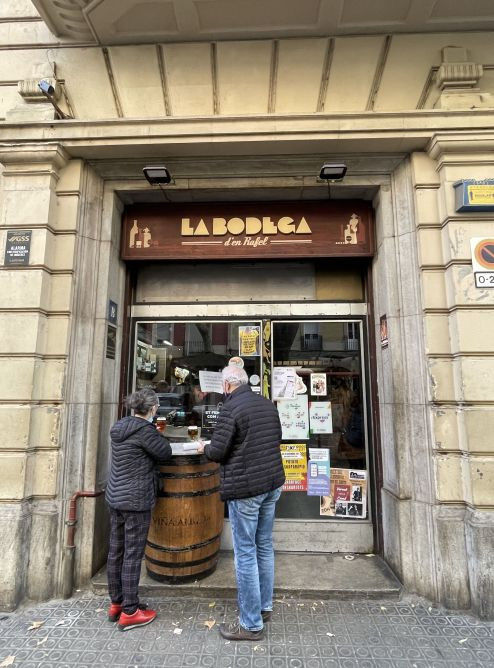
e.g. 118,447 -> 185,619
222,365 -> 248,386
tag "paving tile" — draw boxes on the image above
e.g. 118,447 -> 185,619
0,592 -> 493,668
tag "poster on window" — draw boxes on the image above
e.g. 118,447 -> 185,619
309,401 -> 333,434
272,367 -> 297,400
278,395 -> 309,440
281,443 -> 307,492
307,448 -> 330,496
310,373 -> 327,396
238,325 -> 261,356
320,468 -> 367,518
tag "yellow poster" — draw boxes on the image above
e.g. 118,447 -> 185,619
467,185 -> 494,205
281,443 -> 307,491
239,325 -> 261,356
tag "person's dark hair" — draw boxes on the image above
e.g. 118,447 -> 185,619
126,387 -> 158,415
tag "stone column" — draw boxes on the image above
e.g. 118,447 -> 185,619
0,143 -> 71,607
374,159 -> 439,604
419,134 -> 494,619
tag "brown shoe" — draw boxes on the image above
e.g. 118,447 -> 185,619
261,610 -> 272,623
219,621 -> 264,641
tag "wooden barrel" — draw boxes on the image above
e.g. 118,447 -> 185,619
145,454 -> 224,583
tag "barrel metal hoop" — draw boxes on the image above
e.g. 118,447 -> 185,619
146,534 -> 220,553
145,550 -> 219,569
159,470 -> 217,479
158,486 -> 220,498
161,455 -> 215,466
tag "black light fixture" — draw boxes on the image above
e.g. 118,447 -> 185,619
319,163 -> 347,182
142,165 -> 172,185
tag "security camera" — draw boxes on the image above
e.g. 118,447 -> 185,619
38,80 -> 55,96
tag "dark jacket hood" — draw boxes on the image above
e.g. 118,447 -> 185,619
110,416 -> 150,443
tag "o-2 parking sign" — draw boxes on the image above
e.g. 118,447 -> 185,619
471,238 -> 494,288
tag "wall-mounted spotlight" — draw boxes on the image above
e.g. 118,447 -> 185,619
143,165 -> 172,185
142,165 -> 173,202
37,79 -> 72,120
319,163 -> 347,182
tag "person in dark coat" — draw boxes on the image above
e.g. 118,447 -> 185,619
105,387 -> 171,632
197,365 -> 285,641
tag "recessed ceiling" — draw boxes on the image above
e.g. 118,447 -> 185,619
32,0 -> 494,45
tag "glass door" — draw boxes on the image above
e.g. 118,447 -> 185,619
271,320 -> 370,524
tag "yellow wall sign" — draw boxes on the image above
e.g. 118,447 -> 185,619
467,185 -> 494,205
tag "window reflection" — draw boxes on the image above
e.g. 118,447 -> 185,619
134,321 -> 262,441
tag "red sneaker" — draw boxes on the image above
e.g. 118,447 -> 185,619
117,608 -> 157,632
108,602 -> 148,622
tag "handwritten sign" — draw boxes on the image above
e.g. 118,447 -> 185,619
199,370 -> 223,394
278,395 -> 309,440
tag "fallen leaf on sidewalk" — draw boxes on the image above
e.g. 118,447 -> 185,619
54,620 -> 67,627
380,606 -> 387,612
326,633 -> 335,637
173,628 -> 182,635
204,620 -> 215,630
208,602 -> 216,608
458,638 -> 468,644
95,608 -> 103,613
36,637 -> 48,647
28,621 -> 44,631
0,657 -> 14,667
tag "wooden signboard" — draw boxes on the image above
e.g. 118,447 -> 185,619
122,201 -> 374,261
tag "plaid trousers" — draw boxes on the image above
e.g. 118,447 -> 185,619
107,508 -> 151,614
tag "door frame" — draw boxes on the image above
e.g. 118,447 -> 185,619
128,301 -> 375,553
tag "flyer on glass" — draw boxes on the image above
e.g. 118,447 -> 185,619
278,395 -> 309,440
307,448 -> 330,496
272,366 -> 297,400
310,373 -> 327,396
238,325 -> 261,357
199,370 -> 223,394
320,468 -> 367,518
281,443 -> 307,492
309,401 -> 333,434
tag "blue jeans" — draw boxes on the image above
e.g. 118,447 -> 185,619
228,486 -> 283,631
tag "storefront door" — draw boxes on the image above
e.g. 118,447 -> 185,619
131,313 -> 373,553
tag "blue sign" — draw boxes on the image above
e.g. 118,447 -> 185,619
454,179 -> 494,212
108,300 -> 118,325
307,448 -> 330,497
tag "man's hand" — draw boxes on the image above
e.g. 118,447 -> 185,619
195,440 -> 206,454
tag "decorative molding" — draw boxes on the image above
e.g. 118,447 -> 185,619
102,47 -> 123,118
316,38 -> 334,113
366,35 -> 392,112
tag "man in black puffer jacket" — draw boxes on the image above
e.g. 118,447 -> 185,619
106,387 -> 171,632
198,364 -> 285,642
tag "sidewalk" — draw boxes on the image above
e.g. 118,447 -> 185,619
0,591 -> 493,668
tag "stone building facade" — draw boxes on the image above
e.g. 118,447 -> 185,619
0,0 -> 493,618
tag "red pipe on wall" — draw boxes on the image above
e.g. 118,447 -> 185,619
62,490 -> 104,598
65,490 -> 104,547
